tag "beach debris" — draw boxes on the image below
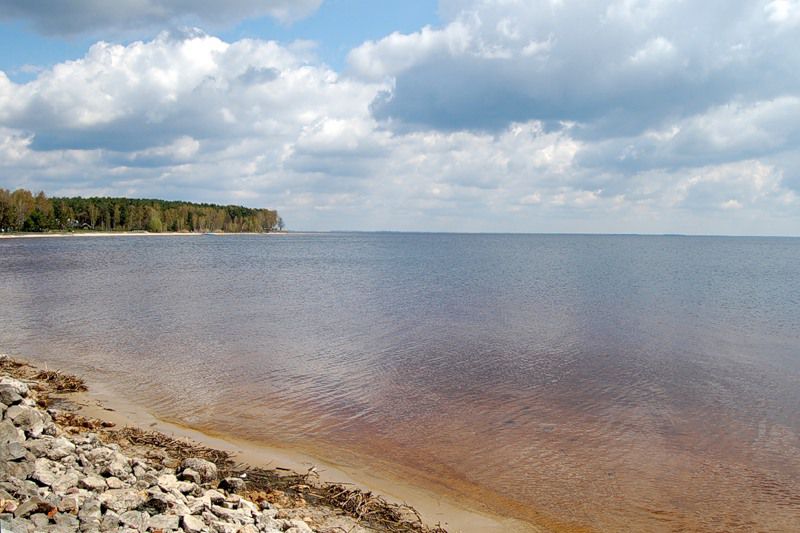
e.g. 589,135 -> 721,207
0,360 -> 449,533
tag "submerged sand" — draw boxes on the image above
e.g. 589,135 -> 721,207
4,354 -> 543,533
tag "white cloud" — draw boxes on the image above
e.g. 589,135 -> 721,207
1,5 -> 799,235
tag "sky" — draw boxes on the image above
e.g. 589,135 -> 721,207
0,0 -> 798,235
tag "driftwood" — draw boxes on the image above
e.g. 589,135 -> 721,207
0,355 -> 448,532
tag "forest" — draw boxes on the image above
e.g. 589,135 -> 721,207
0,189 -> 283,233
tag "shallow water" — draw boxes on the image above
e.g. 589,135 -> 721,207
1,233 -> 799,531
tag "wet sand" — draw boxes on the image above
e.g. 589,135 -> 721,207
65,370 -> 544,533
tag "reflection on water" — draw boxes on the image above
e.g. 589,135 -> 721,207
1,233 -> 799,531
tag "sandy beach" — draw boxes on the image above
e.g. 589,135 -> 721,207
3,354 -> 543,533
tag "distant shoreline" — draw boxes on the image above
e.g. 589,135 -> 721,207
0,231 -> 291,239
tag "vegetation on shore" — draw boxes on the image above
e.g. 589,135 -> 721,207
0,188 -> 283,233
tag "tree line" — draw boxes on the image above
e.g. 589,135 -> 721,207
0,189 -> 283,233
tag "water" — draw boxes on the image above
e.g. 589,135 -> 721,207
1,233 -> 799,531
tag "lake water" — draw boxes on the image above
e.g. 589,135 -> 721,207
1,233 -> 799,531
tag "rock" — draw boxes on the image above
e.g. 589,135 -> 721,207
99,488 -> 146,514
105,476 -> 125,489
0,386 -> 23,406
1,441 -> 28,461
101,452 -> 131,478
218,477 -> 246,493
5,405 -> 45,438
181,514 -> 205,533
46,437 -> 76,460
100,510 -> 120,530
179,468 -> 202,485
203,489 -> 226,505
149,513 -> 180,530
0,419 -> 25,444
210,520 -> 239,533
51,468 -> 80,493
54,511 -> 81,530
157,473 -> 180,492
29,512 -> 50,529
58,494 -> 81,514
13,496 -> 54,518
30,457 -> 62,487
139,488 -> 171,514
180,458 -> 217,483
119,509 -> 149,530
77,498 -> 102,522
0,377 -> 29,397
285,519 -> 314,533
79,474 -> 107,492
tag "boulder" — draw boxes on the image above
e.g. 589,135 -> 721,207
0,386 -> 23,406
181,514 -> 205,533
79,474 -> 108,492
119,509 -> 149,530
29,457 -> 62,487
5,405 -> 45,438
149,513 -> 180,530
0,419 -> 25,444
219,477 -> 246,493
180,458 -> 217,483
99,488 -> 146,514
0,377 -> 29,397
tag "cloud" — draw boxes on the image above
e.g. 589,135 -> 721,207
0,12 -> 799,235
0,0 -> 323,35
351,0 -> 800,137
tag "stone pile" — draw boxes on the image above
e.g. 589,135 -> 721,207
0,375 -> 315,532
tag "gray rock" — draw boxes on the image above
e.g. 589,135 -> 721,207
181,514 -> 205,533
58,494 -> 81,514
105,476 -> 125,489
13,496 -> 54,518
1,516 -> 35,533
285,519 -> 314,533
78,497 -> 101,522
1,440 -> 28,461
79,474 -> 107,492
178,468 -> 202,485
30,457 -> 62,487
202,489 -> 226,505
6,405 -> 45,438
99,488 -> 146,513
180,458 -> 217,483
47,437 -> 77,460
210,521 -> 239,533
0,386 -> 23,406
100,510 -> 120,530
119,510 -> 149,530
157,473 -> 180,492
30,512 -> 51,529
149,513 -> 180,530
218,477 -> 246,493
139,488 -> 171,514
0,419 -> 25,444
51,468 -> 81,493
54,511 -> 81,530
0,377 -> 29,397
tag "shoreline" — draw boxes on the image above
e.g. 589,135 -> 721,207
0,231 -> 293,239
7,354 -> 545,533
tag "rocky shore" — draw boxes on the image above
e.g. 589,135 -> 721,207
0,357 -> 445,533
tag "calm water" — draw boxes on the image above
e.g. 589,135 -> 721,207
1,233 -> 799,531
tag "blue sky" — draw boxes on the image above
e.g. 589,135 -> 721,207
0,0 -> 799,235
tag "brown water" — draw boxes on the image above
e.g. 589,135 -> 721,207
1,233 -> 799,531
